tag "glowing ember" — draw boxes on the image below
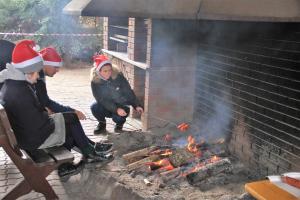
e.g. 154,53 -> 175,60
177,123 -> 190,132
211,155 -> 220,162
146,158 -> 174,171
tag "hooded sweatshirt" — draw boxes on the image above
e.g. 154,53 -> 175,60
0,64 -> 55,151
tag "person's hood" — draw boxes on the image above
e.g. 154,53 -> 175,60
0,63 -> 26,83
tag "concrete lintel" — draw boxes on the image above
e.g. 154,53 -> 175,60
63,0 -> 91,16
63,0 -> 300,22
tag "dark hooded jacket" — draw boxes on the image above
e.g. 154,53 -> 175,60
34,71 -> 74,113
0,40 -> 15,89
90,67 -> 142,113
0,65 -> 55,151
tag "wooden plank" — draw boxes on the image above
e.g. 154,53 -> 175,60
45,146 -> 74,164
23,149 -> 55,165
245,180 -> 299,200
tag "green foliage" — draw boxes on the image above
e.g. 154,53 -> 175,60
0,0 -> 102,62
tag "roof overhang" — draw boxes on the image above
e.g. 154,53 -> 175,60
63,0 -> 300,22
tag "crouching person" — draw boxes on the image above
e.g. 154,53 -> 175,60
0,40 -> 113,178
90,55 -> 144,134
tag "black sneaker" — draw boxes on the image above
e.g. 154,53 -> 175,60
94,142 -> 113,154
58,161 -> 84,178
94,122 -> 106,134
84,151 -> 114,164
114,123 -> 124,133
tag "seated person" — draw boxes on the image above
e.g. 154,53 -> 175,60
0,40 -> 113,172
0,39 -> 15,89
90,54 -> 144,134
37,46 -> 112,153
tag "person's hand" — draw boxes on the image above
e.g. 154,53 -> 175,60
75,110 -> 86,120
135,106 -> 144,114
117,108 -> 127,117
45,107 -> 54,115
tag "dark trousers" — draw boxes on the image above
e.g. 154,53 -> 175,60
90,102 -> 129,125
62,112 -> 92,151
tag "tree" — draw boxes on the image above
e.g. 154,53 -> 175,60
0,0 -> 102,63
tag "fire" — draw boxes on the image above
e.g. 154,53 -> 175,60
186,135 -> 202,157
181,155 -> 221,177
150,149 -> 173,156
147,158 -> 174,171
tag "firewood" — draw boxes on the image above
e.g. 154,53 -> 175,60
169,148 -> 195,167
160,167 -> 181,180
186,158 -> 232,185
122,146 -> 157,163
126,155 -> 160,171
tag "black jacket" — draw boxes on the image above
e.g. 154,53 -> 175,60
34,71 -> 74,113
0,80 -> 55,151
91,72 -> 142,113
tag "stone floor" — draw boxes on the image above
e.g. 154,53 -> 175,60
0,67 -> 142,200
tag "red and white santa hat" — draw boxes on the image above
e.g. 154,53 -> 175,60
93,54 -> 111,72
11,40 -> 43,73
39,47 -> 63,67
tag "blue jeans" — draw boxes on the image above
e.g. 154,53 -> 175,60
90,102 -> 129,125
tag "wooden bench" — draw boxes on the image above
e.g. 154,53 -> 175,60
0,105 -> 74,200
245,180 -> 299,200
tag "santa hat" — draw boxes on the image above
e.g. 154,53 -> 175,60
93,54 -> 111,72
39,47 -> 63,67
11,40 -> 43,73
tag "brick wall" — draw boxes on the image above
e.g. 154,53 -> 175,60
144,20 -> 198,129
194,21 -> 300,175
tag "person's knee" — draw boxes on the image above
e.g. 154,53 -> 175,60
113,115 -> 127,125
90,102 -> 98,113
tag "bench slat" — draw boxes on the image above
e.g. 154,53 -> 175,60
45,146 -> 74,164
23,149 -> 55,164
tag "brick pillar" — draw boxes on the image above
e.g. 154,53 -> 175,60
103,17 -> 109,50
127,18 -> 148,62
143,20 -> 198,130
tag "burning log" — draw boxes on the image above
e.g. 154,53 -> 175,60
186,158 -> 232,185
122,146 -> 158,163
169,148 -> 196,167
126,155 -> 160,171
160,167 -> 181,180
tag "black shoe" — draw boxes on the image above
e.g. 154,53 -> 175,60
84,151 -> 114,164
114,123 -> 124,133
94,142 -> 113,154
94,122 -> 106,134
58,161 -> 84,178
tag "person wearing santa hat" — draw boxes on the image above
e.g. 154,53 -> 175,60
0,40 -> 113,173
90,54 -> 144,134
37,47 -> 113,153
0,39 -> 16,90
